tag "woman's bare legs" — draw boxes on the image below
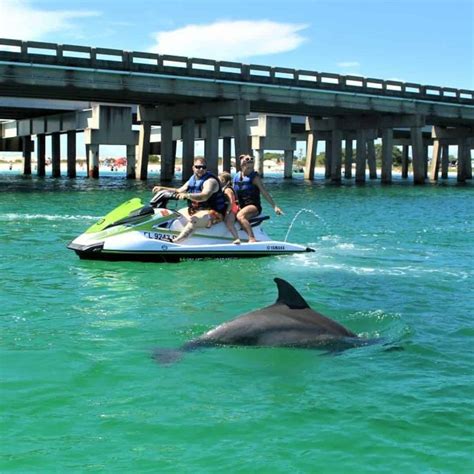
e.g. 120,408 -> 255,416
236,205 -> 259,242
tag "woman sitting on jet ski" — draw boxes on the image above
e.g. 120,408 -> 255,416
152,158 -> 226,242
233,154 -> 283,243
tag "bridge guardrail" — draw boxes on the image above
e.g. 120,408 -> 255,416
0,38 -> 472,105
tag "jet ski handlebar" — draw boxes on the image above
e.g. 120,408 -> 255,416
149,190 -> 179,208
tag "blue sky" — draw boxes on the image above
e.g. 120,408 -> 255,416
0,0 -> 472,159
1,0 -> 472,89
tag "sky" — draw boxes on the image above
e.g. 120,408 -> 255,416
0,0 -> 473,158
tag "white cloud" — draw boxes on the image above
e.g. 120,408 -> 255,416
337,61 -> 360,68
150,20 -> 308,61
0,0 -> 99,41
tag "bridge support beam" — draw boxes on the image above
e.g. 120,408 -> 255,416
67,131 -> 76,178
22,136 -> 32,176
457,139 -> 472,182
401,145 -> 409,178
441,145 -> 449,179
330,129 -> 342,182
344,139 -> 353,179
254,149 -> 264,176
356,129 -> 367,183
222,136 -> 232,173
51,132 -> 61,178
126,145 -> 136,179
411,127 -> 425,184
234,113 -> 248,171
37,134 -> 46,177
367,137 -> 377,179
284,150 -> 293,179
381,128 -> 393,183
430,138 -> 441,181
87,144 -> 99,178
304,130 -> 317,180
423,145 -> 429,178
137,122 -> 151,180
325,140 -> 332,179
182,118 -> 195,182
205,116 -> 219,175
160,119 -> 174,181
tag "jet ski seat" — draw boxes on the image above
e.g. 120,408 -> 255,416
248,215 -> 270,227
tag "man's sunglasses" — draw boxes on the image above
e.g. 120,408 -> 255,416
194,165 -> 207,169
241,157 -> 254,164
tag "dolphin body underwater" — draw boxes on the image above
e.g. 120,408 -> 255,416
154,278 -> 379,363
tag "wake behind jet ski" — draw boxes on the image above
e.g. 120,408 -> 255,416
67,190 -> 314,262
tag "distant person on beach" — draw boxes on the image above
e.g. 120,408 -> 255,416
218,171 -> 240,244
233,154 -> 283,243
152,157 -> 226,242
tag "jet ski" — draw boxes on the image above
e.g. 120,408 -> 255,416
67,190 -> 314,262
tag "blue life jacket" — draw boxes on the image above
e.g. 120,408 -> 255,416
187,172 -> 226,214
233,171 -> 261,210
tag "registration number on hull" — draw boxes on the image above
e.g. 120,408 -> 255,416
143,231 -> 175,241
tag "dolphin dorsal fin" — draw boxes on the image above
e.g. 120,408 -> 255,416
274,278 -> 310,309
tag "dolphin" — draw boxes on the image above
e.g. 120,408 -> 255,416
154,278 -> 378,363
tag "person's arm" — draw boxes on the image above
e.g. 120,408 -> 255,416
177,179 -> 218,201
153,183 -> 188,194
253,175 -> 283,215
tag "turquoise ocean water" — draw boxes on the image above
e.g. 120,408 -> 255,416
1,171 -> 473,473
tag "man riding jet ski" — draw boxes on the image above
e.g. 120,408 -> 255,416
152,157 -> 228,243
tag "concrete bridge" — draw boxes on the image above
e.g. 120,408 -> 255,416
0,38 -> 473,184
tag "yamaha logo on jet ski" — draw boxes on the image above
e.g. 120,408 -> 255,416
67,190 -> 314,262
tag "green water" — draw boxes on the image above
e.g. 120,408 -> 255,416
1,173 -> 473,473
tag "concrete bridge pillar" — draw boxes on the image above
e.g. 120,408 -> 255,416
284,150 -> 293,179
205,116 -> 219,175
255,149 -> 264,176
466,139 -> 473,180
222,136 -> 232,172
429,139 -> 441,181
37,134 -> 46,177
160,119 -> 174,181
441,145 -> 449,179
182,118 -> 195,182
356,129 -> 367,183
137,122 -> 151,180
304,130 -> 317,180
401,145 -> 409,179
233,114 -> 248,171
67,130 -> 76,178
22,136 -> 33,176
126,145 -> 136,179
411,127 -> 425,184
330,129 -> 343,182
325,140 -> 332,178
457,139 -> 471,182
87,144 -> 99,178
344,139 -> 353,179
381,128 -> 394,183
367,136 -> 377,179
51,132 -> 61,178
423,144 -> 429,178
